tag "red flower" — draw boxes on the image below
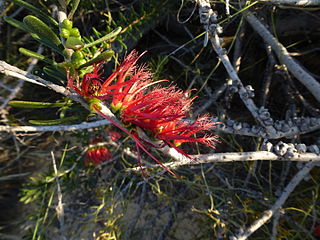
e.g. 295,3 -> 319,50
67,62 -> 107,99
118,84 -> 217,156
85,138 -> 112,165
120,86 -> 193,130
156,115 -> 218,156
71,50 -> 218,175
67,50 -> 147,101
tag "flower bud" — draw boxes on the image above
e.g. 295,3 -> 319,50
61,19 -> 73,30
71,50 -> 84,61
60,28 -> 70,38
70,28 -> 81,38
74,59 -> 86,69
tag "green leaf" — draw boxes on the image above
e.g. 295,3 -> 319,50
4,16 -> 30,32
43,66 -> 66,81
5,17 -> 64,55
118,38 -> 128,50
8,0 -> 58,27
65,37 -> 84,50
92,27 -> 102,38
29,32 -> 64,55
23,15 -> 61,46
68,0 -> 81,19
19,48 -> 56,65
29,116 -> 78,125
9,100 -> 72,108
83,27 -> 122,49
33,69 -> 60,84
79,50 -> 114,68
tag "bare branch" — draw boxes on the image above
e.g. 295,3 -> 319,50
0,47 -> 44,110
0,172 -> 30,181
129,150 -> 320,172
51,151 -> 67,240
244,11 -> 320,103
197,0 -> 277,137
216,117 -> 320,139
259,0 -> 320,6
1,61 -> 65,94
0,60 -> 88,107
231,161 -> 318,240
0,120 -> 110,132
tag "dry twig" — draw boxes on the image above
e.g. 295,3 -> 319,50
0,120 -> 110,132
244,11 -> 320,103
129,150 -> 320,172
51,151 -> 66,240
258,0 -> 320,6
0,47 -> 44,110
197,0 -> 277,136
231,161 -> 318,240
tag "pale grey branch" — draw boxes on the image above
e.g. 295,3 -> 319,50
259,0 -> 320,6
232,161 -> 318,240
0,47 -> 44,110
244,11 -> 320,103
0,120 -> 110,132
129,150 -> 320,172
197,0 -> 277,137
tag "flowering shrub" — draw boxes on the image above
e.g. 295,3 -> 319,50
68,50 -> 218,172
4,1 -> 320,239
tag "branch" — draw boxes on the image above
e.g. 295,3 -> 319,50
259,0 -> 320,6
0,120 -> 110,132
1,61 -> 65,94
215,117 -> 320,139
51,151 -> 66,240
260,45 -> 276,107
197,0 -> 277,137
0,47 -> 44,110
0,60 -> 190,170
0,60 -> 87,107
128,150 -> 320,172
197,1 -> 320,140
0,61 -> 190,168
244,11 -> 320,103
231,161 -> 318,240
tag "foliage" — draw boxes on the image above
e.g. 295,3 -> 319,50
1,0 -> 320,240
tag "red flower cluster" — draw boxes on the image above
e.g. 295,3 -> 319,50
119,84 -> 218,156
85,138 -> 112,165
68,50 -> 218,172
67,51 -> 149,101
